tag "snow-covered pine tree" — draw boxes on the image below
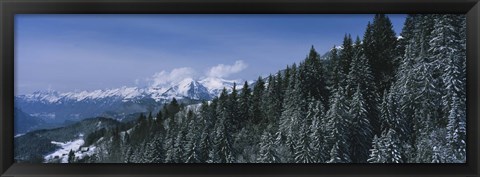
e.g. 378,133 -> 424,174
429,15 -> 465,127
348,86 -> 373,163
185,114 -> 201,163
238,81 -> 252,129
173,128 -> 186,163
367,135 -> 385,163
364,14 -> 398,96
198,127 -> 212,163
67,149 -> 75,163
309,101 -> 327,163
382,129 -> 403,163
293,112 -> 315,163
329,46 -> 345,90
299,46 -> 329,105
163,127 -> 176,163
142,134 -> 164,163
264,73 -> 284,130
346,39 -> 379,137
327,142 -> 347,163
339,34 -> 354,76
325,86 -> 351,163
446,95 -> 466,163
257,130 -> 280,163
251,76 -> 266,125
211,110 -> 236,163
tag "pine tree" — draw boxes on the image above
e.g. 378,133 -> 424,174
211,108 -> 236,163
142,134 -> 164,163
294,118 -> 315,163
367,129 -> 402,163
346,38 -> 379,136
325,87 -> 351,163
173,128 -> 186,163
309,101 -> 327,163
348,86 -> 373,163
327,142 -> 345,163
238,81 -> 252,129
163,129 -> 175,163
446,95 -> 466,163
298,46 -> 329,105
67,149 -> 75,163
363,14 -> 398,95
251,76 -> 266,125
198,127 -> 212,163
264,73 -> 284,129
279,71 -> 305,162
257,130 -> 280,163
339,34 -> 354,75
382,129 -> 403,163
185,116 -> 201,163
367,135 -> 384,163
329,46 -> 345,90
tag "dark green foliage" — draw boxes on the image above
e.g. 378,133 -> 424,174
67,149 -> 75,163
363,14 -> 398,96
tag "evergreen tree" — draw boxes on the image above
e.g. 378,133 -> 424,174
212,117 -> 236,163
142,134 -> 164,163
363,14 -> 398,95
327,142 -> 346,163
67,149 -> 75,163
198,127 -> 212,163
238,81 -> 252,129
294,116 -> 315,163
329,46 -> 345,90
309,101 -> 327,163
348,86 -> 373,163
257,130 -> 280,163
367,135 -> 384,163
227,83 -> 240,132
185,115 -> 201,163
251,76 -> 266,125
346,38 -> 379,136
367,129 -> 402,163
382,129 -> 403,163
173,127 -> 186,163
446,95 -> 466,163
279,71 -> 305,162
298,46 -> 329,105
265,73 -> 284,129
325,87 -> 350,163
339,34 -> 354,75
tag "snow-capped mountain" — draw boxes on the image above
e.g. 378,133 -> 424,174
17,77 -> 238,104
160,78 -> 212,100
15,77 -> 240,126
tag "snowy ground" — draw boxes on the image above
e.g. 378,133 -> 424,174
44,134 -> 96,163
14,134 -> 25,138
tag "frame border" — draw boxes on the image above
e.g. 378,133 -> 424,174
1,0 -> 479,176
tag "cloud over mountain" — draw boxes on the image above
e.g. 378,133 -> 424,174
147,60 -> 247,88
206,60 -> 247,78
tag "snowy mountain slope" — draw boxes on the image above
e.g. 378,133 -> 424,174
14,117 -> 121,163
161,78 -> 212,101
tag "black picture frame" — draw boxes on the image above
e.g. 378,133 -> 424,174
1,0 -> 479,176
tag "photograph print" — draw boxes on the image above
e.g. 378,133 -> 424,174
14,14 -> 466,163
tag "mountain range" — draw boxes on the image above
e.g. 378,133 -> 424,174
14,77 -> 243,134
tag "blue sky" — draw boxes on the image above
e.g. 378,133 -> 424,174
15,14 -> 405,95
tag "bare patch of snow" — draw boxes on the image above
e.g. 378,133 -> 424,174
44,139 -> 85,163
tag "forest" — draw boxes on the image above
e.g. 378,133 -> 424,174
58,14 -> 467,163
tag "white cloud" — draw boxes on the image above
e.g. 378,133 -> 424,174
150,67 -> 196,87
147,60 -> 248,88
206,60 -> 248,78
